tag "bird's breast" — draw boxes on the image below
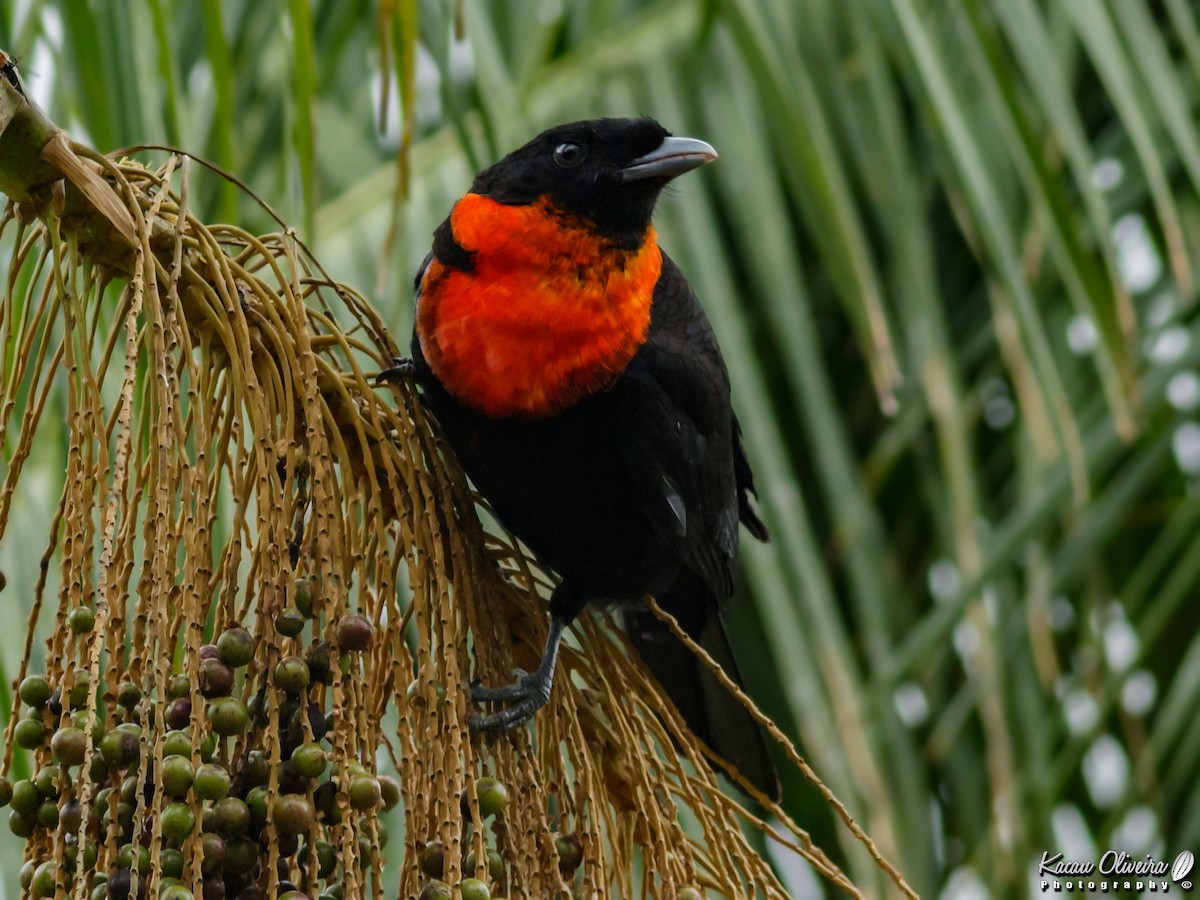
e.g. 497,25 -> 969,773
416,193 -> 661,419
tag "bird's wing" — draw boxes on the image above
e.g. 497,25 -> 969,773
617,253 -> 743,605
732,412 -> 769,542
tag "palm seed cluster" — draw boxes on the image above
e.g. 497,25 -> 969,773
0,65 -> 904,899
1,603 -> 399,899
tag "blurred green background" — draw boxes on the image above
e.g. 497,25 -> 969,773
3,0 -> 1200,896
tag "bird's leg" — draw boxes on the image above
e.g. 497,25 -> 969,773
376,356 -> 415,384
469,615 -> 567,732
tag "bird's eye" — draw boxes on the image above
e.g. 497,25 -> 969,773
553,142 -> 585,168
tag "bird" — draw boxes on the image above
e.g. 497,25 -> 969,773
382,117 -> 779,800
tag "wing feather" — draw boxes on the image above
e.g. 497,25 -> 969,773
618,254 -> 744,604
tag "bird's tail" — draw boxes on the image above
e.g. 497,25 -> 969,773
625,593 -> 780,802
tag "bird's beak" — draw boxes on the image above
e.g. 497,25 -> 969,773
620,136 -> 718,182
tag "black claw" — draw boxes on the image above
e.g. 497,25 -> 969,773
467,615 -> 566,734
469,671 -> 552,731
470,669 -> 535,703
469,698 -> 542,732
471,684 -> 526,703
376,357 -> 416,384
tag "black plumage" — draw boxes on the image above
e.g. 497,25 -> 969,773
399,118 -> 780,801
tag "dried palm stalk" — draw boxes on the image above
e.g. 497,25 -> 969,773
0,60 -> 912,899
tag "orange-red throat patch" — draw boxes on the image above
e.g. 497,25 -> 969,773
417,193 -> 661,419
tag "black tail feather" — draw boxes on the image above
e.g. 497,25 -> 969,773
625,603 -> 780,802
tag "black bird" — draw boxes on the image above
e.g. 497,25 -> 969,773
384,117 -> 779,800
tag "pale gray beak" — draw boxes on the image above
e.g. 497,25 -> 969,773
620,136 -> 718,182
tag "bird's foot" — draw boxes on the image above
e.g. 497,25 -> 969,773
469,668 -> 553,732
470,668 -> 536,702
376,357 -> 415,384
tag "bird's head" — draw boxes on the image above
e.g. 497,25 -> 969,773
415,118 -> 715,418
470,117 -> 717,246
